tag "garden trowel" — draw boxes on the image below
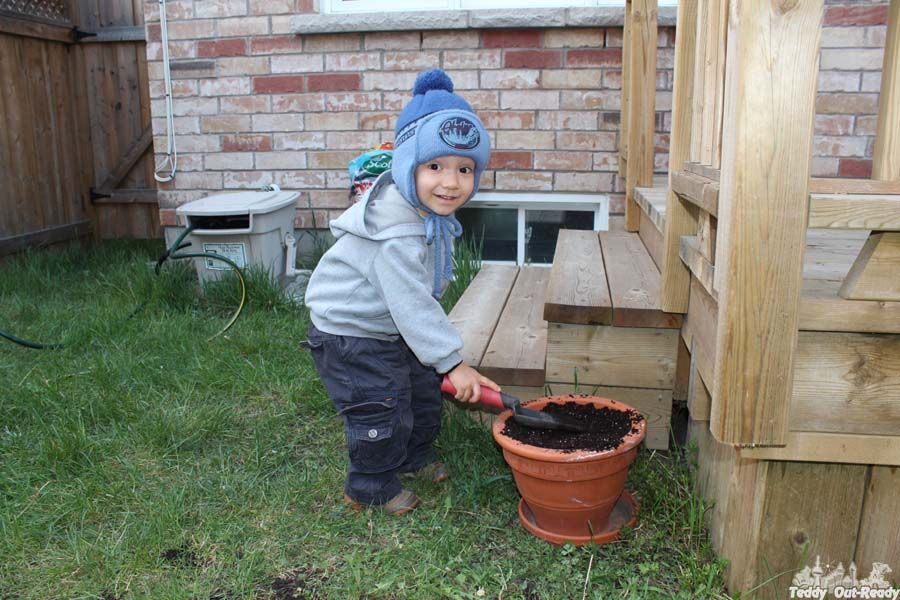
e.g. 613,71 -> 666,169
440,376 -> 601,433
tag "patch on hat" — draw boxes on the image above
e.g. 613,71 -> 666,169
438,117 -> 480,150
396,121 -> 417,147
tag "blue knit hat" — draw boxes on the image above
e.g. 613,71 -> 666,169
391,69 -> 491,297
392,69 -> 490,207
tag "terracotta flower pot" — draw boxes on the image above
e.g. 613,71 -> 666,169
492,395 -> 646,546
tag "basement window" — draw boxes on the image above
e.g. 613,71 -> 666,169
456,193 -> 608,265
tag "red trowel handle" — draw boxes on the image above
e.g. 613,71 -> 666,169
440,375 -> 505,410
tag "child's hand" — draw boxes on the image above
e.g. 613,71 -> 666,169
446,363 -> 501,404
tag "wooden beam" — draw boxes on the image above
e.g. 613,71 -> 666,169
639,210 -> 664,270
543,230 -> 612,325
855,466 -> 900,583
624,0 -> 658,232
94,128 -> 152,195
697,211 -> 717,262
800,278 -> 900,334
701,0 -> 728,168
448,265 -> 519,368
619,0 -> 632,180
809,177 -> 900,195
687,345 -> 712,421
740,432 -> 900,466
91,189 -> 158,205
0,220 -> 92,257
808,193 -> 900,230
678,235 -> 716,298
77,25 -> 145,43
685,276 -> 718,387
479,266 -> 549,387
673,335 -> 690,402
659,0 -> 699,313
838,232 -> 900,301
689,0 -> 709,164
710,0 -> 824,446
684,161 -> 721,182
872,0 -> 900,182
0,15 -> 75,44
670,169 -> 719,215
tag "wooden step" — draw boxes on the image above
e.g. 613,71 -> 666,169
599,230 -> 683,329
479,266 -> 550,387
448,264 -> 518,367
546,322 -> 679,390
634,186 -> 668,269
634,186 -> 667,232
543,230 -> 612,325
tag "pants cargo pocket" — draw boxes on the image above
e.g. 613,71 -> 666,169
342,392 -> 407,474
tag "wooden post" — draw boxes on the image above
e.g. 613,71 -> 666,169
840,0 -> 900,301
619,0 -> 632,180
624,0 -> 658,232
659,0 -> 699,313
703,1 -> 728,168
873,0 -> 900,181
853,3 -> 900,578
689,0 -> 708,164
710,0 -> 824,446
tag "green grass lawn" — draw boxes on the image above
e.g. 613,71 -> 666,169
0,240 -> 730,599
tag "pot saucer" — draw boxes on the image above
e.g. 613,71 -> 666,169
518,491 -> 638,546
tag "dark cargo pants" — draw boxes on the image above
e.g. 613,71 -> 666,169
306,324 -> 443,505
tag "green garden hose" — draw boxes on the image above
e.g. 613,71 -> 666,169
1,225 -> 247,349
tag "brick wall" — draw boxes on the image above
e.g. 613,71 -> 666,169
144,1 -> 888,229
814,1 -> 891,179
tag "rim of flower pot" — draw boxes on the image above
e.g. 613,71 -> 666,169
491,395 -> 647,462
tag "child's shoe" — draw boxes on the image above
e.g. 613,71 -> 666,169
400,461 -> 450,484
343,489 -> 420,516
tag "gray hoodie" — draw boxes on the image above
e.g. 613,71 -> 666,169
304,172 -> 464,374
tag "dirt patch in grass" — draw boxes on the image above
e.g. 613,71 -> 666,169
501,399 -> 644,452
266,567 -> 328,599
161,544 -> 202,568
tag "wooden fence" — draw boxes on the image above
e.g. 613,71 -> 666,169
0,0 -> 157,257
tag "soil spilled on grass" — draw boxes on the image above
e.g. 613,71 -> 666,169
267,567 -> 327,599
501,397 -> 644,452
160,544 -> 201,568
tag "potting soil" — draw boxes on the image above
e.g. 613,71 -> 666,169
501,397 -> 644,452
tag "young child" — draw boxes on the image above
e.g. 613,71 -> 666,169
304,69 -> 501,515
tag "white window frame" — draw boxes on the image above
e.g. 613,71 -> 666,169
326,0 -> 677,14
463,192 -> 609,266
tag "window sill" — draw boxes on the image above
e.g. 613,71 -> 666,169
291,6 -> 677,35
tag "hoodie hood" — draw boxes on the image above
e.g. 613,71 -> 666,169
329,171 -> 426,242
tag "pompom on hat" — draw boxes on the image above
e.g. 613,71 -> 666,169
390,69 -> 491,297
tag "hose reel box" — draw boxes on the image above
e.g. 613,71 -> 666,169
174,187 -> 301,285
